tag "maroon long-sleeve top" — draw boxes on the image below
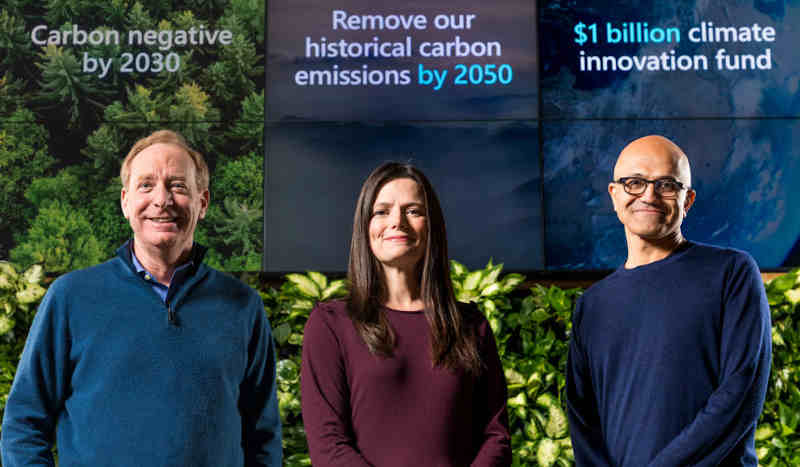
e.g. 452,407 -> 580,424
300,300 -> 510,467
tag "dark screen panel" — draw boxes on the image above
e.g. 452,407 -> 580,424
540,0 -> 800,118
543,119 -> 800,269
265,121 -> 542,271
267,0 -> 537,121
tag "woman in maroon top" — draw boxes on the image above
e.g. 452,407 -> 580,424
301,162 -> 511,466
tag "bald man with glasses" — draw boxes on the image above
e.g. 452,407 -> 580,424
566,135 -> 772,466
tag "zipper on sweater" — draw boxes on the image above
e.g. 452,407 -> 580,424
167,301 -> 177,325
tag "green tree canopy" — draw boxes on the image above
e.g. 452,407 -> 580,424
11,200 -> 107,274
1,0 -> 264,272
200,149 -> 263,270
0,112 -> 54,258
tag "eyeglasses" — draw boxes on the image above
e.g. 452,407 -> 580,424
613,177 -> 688,198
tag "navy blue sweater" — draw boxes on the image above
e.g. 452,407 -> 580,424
1,243 -> 282,466
566,241 -> 771,466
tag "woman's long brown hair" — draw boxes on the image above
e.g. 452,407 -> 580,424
347,162 -> 482,375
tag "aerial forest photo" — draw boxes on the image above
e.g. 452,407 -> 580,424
0,0 -> 265,273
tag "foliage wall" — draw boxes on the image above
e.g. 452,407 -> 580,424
0,0 -> 264,271
3,260 -> 798,465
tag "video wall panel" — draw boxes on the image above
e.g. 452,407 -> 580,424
267,0 -> 537,122
542,119 -> 800,269
266,122 -> 543,271
0,0 -> 264,271
263,0 -> 800,272
540,0 -> 800,118
2,0 -> 799,272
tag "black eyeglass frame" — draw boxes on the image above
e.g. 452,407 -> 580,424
612,176 -> 690,198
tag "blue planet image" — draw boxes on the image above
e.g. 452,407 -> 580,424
540,0 -> 800,269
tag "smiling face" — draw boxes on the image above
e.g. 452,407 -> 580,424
368,177 -> 428,273
121,143 -> 209,258
609,135 -> 696,243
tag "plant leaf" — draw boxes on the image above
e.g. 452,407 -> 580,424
321,280 -> 348,300
0,261 -> 18,280
450,260 -> 467,278
545,405 -> 568,438
536,438 -> 559,467
769,272 -> 798,295
463,270 -> 484,292
273,323 -> 291,345
501,273 -> 525,292
307,271 -> 327,290
16,284 -> 46,304
285,273 -> 320,299
479,263 -> 503,290
480,282 -> 502,297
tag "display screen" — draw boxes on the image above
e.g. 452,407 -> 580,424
266,122 -> 542,271
0,1 -> 265,274
267,0 -> 537,121
1,0 -> 798,273
266,0 -> 800,271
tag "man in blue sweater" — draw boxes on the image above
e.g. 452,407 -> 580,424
566,135 -> 771,466
1,130 -> 282,466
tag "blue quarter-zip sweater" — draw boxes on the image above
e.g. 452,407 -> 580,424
1,242 -> 282,466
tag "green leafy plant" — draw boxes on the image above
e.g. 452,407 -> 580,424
757,269 -> 800,465
452,260 -> 579,466
2,263 -> 799,465
260,271 -> 348,467
450,259 -> 524,346
0,262 -> 47,429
